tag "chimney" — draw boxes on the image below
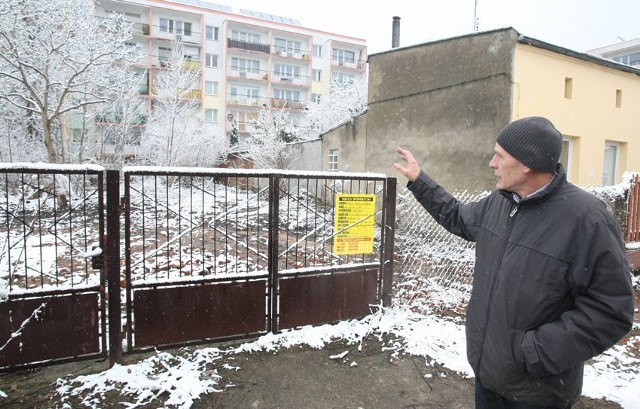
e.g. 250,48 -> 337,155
392,16 -> 400,48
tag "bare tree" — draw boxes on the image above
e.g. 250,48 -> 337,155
0,97 -> 44,162
243,107 -> 301,170
95,70 -> 148,169
138,43 -> 225,168
0,0 -> 142,163
305,77 -> 368,136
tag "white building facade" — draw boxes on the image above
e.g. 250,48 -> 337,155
93,0 -> 367,151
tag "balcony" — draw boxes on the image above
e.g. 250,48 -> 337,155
151,87 -> 201,100
183,59 -> 202,71
331,58 -> 367,70
270,98 -> 305,110
227,95 -> 266,107
229,69 -> 267,81
95,113 -> 148,125
131,22 -> 150,36
272,49 -> 310,62
227,38 -> 270,54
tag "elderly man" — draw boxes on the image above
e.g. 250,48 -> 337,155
394,117 -> 634,409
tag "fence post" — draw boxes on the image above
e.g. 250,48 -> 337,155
381,178 -> 397,307
105,170 -> 122,366
268,175 -> 280,333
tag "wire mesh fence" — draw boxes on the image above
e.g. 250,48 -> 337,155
393,186 -> 486,314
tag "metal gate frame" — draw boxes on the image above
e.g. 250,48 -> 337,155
120,167 -> 396,354
0,164 -> 107,371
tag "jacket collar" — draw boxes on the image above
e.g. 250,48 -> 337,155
499,163 -> 567,205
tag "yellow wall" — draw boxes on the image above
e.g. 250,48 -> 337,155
513,44 -> 640,185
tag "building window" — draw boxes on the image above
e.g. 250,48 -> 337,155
564,77 -> 573,99
274,38 -> 301,54
204,81 -> 218,95
312,93 -> 321,104
231,57 -> 260,75
615,89 -> 622,108
205,53 -> 218,68
313,45 -> 322,58
205,25 -> 219,41
332,48 -> 355,65
274,64 -> 300,79
602,141 -> 620,185
273,89 -> 300,102
328,149 -> 338,172
312,69 -> 322,82
204,108 -> 218,123
159,18 -> 191,36
231,30 -> 260,44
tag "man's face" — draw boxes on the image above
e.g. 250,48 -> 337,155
489,143 -> 527,193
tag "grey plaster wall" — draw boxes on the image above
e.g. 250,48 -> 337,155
321,114 -> 368,172
366,28 -> 519,191
284,138 -> 323,171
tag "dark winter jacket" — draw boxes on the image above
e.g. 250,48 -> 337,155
407,164 -> 634,407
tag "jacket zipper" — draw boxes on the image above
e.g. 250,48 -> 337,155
510,203 -> 519,217
476,202 -> 518,382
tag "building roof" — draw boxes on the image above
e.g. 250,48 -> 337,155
369,27 -> 640,78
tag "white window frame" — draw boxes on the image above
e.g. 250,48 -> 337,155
313,45 -> 322,58
312,93 -> 321,104
602,141 -> 620,186
232,30 -> 260,44
204,108 -> 218,123
204,81 -> 218,95
205,53 -> 218,68
332,48 -> 355,65
274,38 -> 301,54
273,89 -> 300,102
328,149 -> 338,172
312,69 -> 322,82
232,57 -> 260,74
274,64 -> 301,79
205,25 -> 219,41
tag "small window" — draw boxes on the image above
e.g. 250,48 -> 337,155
313,45 -> 322,58
312,93 -> 321,104
616,89 -> 622,108
206,25 -> 219,41
312,69 -> 322,82
204,81 -> 218,95
564,77 -> 573,99
328,149 -> 338,172
205,53 -> 218,68
204,108 -> 218,123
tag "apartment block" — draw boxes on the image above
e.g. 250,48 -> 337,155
588,38 -> 640,69
93,0 -> 367,151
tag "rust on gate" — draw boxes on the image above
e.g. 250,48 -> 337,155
0,164 -> 107,371
626,174 -> 640,242
121,167 -> 396,352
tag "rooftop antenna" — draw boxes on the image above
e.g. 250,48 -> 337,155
473,0 -> 480,32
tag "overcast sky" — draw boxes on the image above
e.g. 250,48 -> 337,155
229,0 -> 640,54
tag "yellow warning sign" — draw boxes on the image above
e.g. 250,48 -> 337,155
333,194 -> 376,255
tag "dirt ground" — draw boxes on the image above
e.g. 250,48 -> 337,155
0,333 -> 627,409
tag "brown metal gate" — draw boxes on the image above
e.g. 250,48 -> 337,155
122,167 -> 396,351
0,165 -> 106,370
626,174 -> 640,242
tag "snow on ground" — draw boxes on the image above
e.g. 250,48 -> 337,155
51,300 -> 640,409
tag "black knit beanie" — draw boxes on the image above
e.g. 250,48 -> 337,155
496,117 -> 562,173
